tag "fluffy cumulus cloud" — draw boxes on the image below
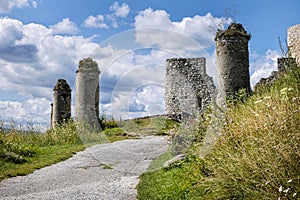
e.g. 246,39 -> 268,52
0,98 -> 50,127
109,1 -> 130,18
134,8 -> 231,50
83,15 -> 109,29
97,48 -> 174,119
0,17 -> 23,47
83,1 -> 130,29
0,17 -> 115,126
50,18 -> 79,35
250,50 -> 280,88
0,0 -> 37,13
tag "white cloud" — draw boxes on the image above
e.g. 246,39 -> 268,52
109,2 -> 130,18
50,18 -> 79,35
83,2 -> 130,29
0,17 -> 24,47
0,17 -> 119,126
31,1 -> 37,8
0,0 -> 37,13
100,49 -> 169,119
134,8 -> 231,50
0,98 -> 51,126
250,49 -> 280,88
134,8 -> 172,28
83,15 -> 109,29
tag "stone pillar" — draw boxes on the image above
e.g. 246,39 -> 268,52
165,58 -> 215,121
215,23 -> 251,106
75,57 -> 101,132
288,24 -> 300,65
51,79 -> 71,128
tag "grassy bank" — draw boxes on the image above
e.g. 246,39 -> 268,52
0,120 -> 128,181
0,116 -> 177,181
138,66 -> 300,199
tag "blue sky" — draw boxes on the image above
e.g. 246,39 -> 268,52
0,0 -> 299,127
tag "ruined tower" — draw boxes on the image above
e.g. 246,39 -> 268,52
51,79 -> 71,128
288,24 -> 300,65
75,57 -> 101,132
215,23 -> 251,106
165,58 -> 216,120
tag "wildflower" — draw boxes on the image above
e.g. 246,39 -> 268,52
293,193 -> 297,197
279,186 -> 283,192
283,188 -> 289,193
264,96 -> 271,100
280,87 -> 288,94
265,181 -> 270,185
254,99 -> 263,104
287,179 -> 292,183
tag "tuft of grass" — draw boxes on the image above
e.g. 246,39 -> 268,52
138,66 -> 300,199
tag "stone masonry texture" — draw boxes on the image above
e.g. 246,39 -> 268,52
51,79 -> 71,129
215,23 -> 251,106
288,24 -> 300,65
75,57 -> 101,132
165,57 -> 216,120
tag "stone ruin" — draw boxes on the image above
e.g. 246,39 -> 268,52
75,57 -> 101,132
254,57 -> 297,91
50,79 -> 71,129
288,24 -> 300,65
215,23 -> 251,106
51,22 -> 300,131
254,24 -> 300,91
165,57 -> 216,121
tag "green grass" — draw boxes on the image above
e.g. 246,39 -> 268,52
0,120 -> 133,181
137,154 -> 210,200
120,117 -> 178,136
138,66 -> 300,199
0,145 -> 84,180
0,116 -> 176,182
147,149 -> 174,171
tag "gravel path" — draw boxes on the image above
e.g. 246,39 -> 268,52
0,136 -> 168,200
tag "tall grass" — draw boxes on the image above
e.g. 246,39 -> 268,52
198,67 -> 300,199
138,66 -> 300,199
0,120 -> 108,180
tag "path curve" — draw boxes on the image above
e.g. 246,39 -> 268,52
0,136 -> 168,200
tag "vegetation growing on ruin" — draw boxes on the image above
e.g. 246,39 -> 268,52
215,22 -> 251,40
138,64 -> 300,199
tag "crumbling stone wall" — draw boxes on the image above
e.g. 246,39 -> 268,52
215,23 -> 251,106
51,79 -> 71,128
75,57 -> 101,132
288,24 -> 300,65
165,58 -> 216,120
254,57 -> 296,91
